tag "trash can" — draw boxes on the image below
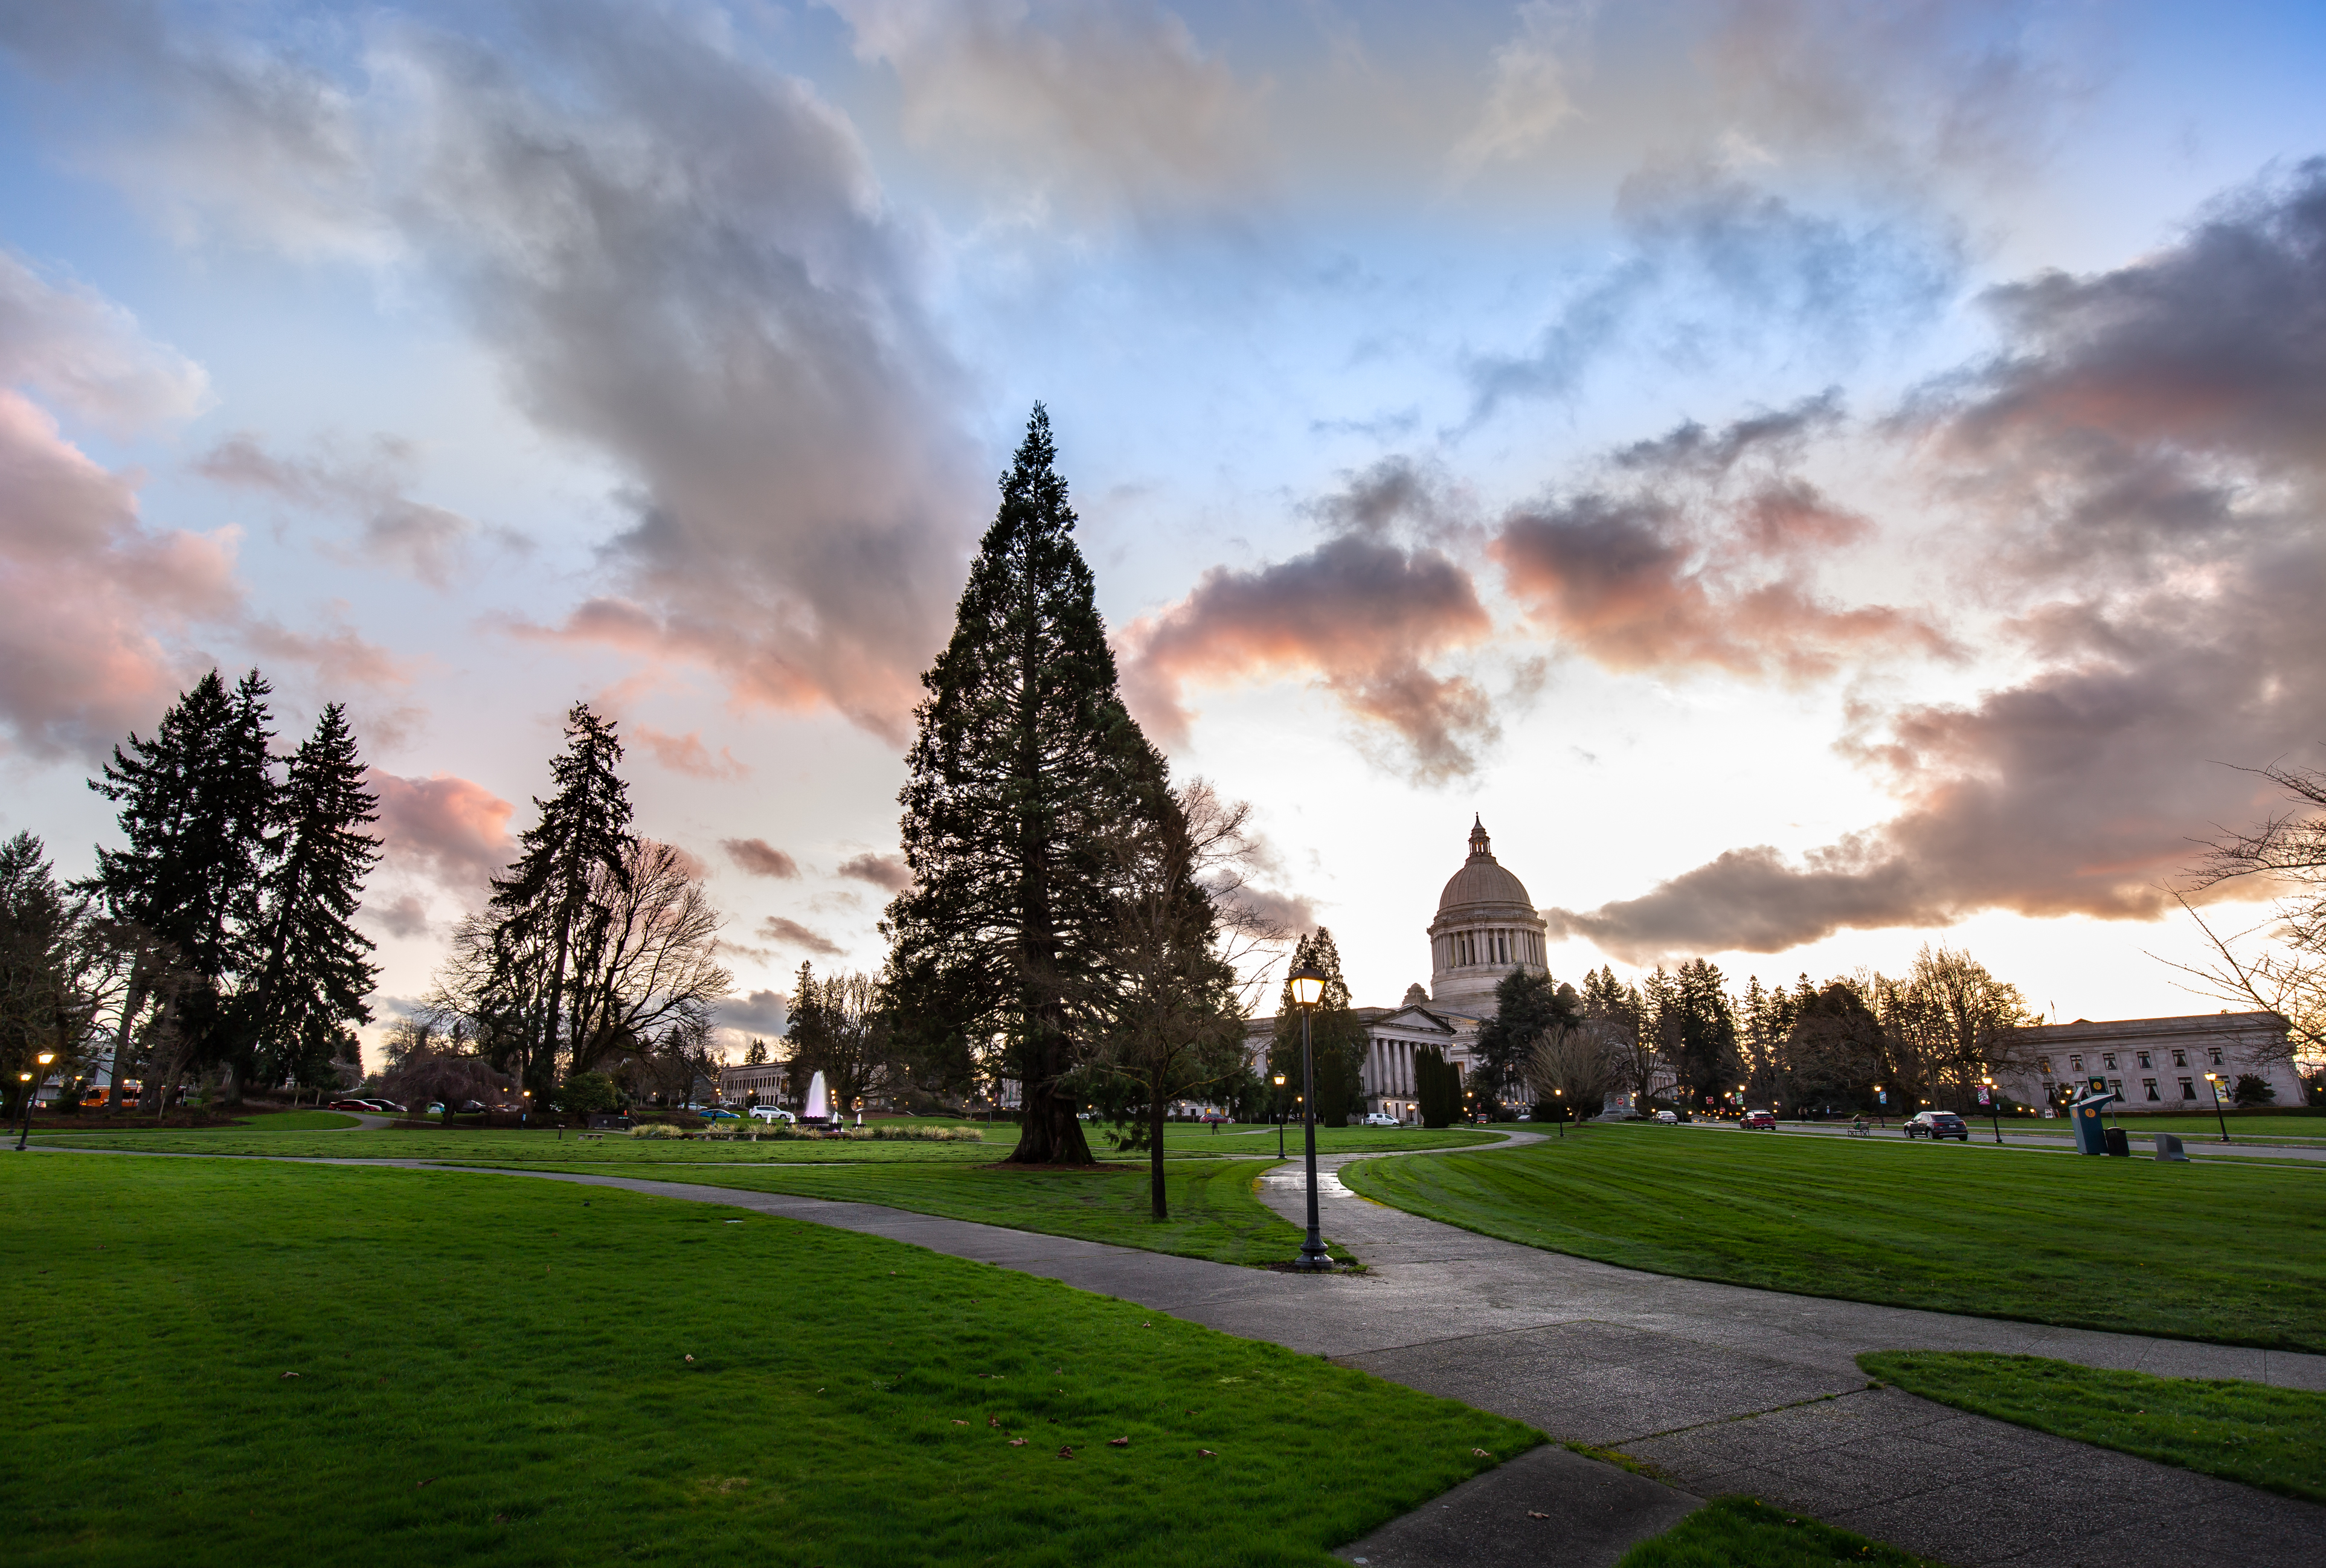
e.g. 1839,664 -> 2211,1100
2104,1126 -> 2129,1157
2154,1133 -> 2188,1162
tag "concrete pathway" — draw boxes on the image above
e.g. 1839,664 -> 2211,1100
23,1136 -> 2326,1566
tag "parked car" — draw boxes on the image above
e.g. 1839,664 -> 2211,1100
1653,1109 -> 1679,1123
1360,1111 -> 1402,1128
699,1108 -> 742,1121
1740,1110 -> 1778,1130
749,1107 -> 797,1125
1904,1110 -> 1970,1141
329,1098 -> 376,1112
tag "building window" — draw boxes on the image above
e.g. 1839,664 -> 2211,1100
2038,1056 -> 2052,1075
2137,1052 -> 2151,1068
2144,1078 -> 2160,1100
2172,1050 -> 2187,1067
2103,1053 -> 2118,1070
2208,1047 -> 2223,1066
2069,1054 -> 2083,1072
2109,1079 -> 2122,1096
2180,1078 -> 2196,1100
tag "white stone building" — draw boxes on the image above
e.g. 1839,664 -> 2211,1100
1997,1012 -> 2305,1113
1245,818 -> 1550,1120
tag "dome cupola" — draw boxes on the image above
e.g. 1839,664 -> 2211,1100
1425,816 -> 1549,1019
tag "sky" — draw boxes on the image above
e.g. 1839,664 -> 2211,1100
4,0 -> 2326,1064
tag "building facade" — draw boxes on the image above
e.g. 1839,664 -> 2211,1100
1998,1012 -> 2304,1113
1245,818 -> 1549,1121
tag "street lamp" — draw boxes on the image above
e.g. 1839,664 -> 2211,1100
1287,962 -> 1333,1271
521,1088 -> 532,1130
1981,1077 -> 2002,1144
15,1051 -> 56,1151
2205,1073 -> 2231,1143
1272,1072 -> 1287,1157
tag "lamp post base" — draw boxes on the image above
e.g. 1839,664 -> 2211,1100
1289,1247 -> 1337,1271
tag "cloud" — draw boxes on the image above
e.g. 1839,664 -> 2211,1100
1448,1 -> 1592,178
1467,163 -> 1962,420
367,770 -> 515,892
634,724 -> 747,780
244,608 -> 412,692
830,0 -> 1268,222
723,838 -> 801,879
1492,396 -> 1956,683
1121,460 -> 1499,780
718,988 -> 789,1035
0,248 -> 210,434
1218,882 -> 1319,938
196,431 -> 501,589
1553,159 -> 2326,959
7,2 -> 983,739
758,915 -> 843,957
835,852 -> 911,892
361,893 -> 431,940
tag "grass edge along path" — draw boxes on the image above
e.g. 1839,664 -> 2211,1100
5,1154 -> 1536,1568
1338,1126 -> 2325,1352
1616,1497 -> 1945,1568
504,1155 -> 1329,1267
1859,1351 -> 2326,1505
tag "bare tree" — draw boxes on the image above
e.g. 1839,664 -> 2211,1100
1880,946 -> 2034,1108
1525,1019 -> 1618,1125
786,967 -> 901,1116
1071,779 -> 1287,1217
381,1041 -> 515,1119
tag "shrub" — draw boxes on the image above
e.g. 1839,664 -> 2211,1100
557,1072 -> 620,1114
629,1122 -> 684,1140
2232,1074 -> 2278,1107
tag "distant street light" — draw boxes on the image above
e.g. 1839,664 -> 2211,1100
15,1051 -> 56,1151
2205,1073 -> 2231,1143
1287,962 -> 1332,1271
522,1087 -> 532,1130
1272,1072 -> 1288,1158
1981,1077 -> 2002,1144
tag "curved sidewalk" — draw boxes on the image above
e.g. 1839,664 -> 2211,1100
24,1137 -> 2325,1567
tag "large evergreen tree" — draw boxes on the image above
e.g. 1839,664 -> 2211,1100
883,406 -> 1168,1165
88,669 -> 279,1100
473,702 -> 636,1096
243,704 -> 382,1088
1270,927 -> 1366,1126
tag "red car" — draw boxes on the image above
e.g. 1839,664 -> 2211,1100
1740,1110 -> 1778,1130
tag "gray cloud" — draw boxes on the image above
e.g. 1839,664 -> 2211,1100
836,852 -> 911,893
0,248 -> 209,433
1553,160 -> 2326,960
1468,164 -> 1962,422
5,1 -> 983,737
723,838 -> 801,879
1122,460 -> 1499,781
717,988 -> 789,1035
758,915 -> 843,957
362,893 -> 432,940
367,769 -> 514,893
196,431 -> 507,590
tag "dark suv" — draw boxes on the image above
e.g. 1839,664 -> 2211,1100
1904,1110 -> 1969,1142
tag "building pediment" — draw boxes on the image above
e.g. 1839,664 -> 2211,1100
1364,1004 -> 1461,1036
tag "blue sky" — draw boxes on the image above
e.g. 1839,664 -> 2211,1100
4,0 -> 2325,1055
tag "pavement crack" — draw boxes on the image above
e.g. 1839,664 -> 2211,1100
1628,1383 -> 1877,1444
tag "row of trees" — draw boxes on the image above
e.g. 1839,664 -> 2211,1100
1459,945 -> 2040,1121
1,670 -> 381,1117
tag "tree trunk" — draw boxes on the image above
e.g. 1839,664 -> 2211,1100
1148,1090 -> 1168,1219
1005,1031 -> 1093,1164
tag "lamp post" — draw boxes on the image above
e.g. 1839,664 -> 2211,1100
1981,1076 -> 2003,1145
16,1052 -> 56,1151
1287,963 -> 1332,1270
1272,1072 -> 1287,1158
521,1088 -> 532,1130
2205,1073 -> 2231,1143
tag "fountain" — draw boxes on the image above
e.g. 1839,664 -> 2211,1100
802,1070 -> 831,1128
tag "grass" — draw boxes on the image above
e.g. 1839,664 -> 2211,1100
519,1155 -> 1319,1267
2006,1113 -> 2326,1145
1153,1122 -> 1506,1153
4,1154 -> 1535,1567
1616,1497 -> 1942,1567
27,1126 -> 1006,1162
1340,1125 -> 2326,1351
1859,1351 -> 2326,1504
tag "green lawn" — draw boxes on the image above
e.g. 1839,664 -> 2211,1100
27,1126 -> 1006,1162
1154,1122 -> 1506,1153
1616,1498 -> 1941,1568
520,1155 -> 1319,1267
4,1155 -> 1534,1567
2005,1113 -> 2325,1145
1340,1125 -> 2326,1350
1860,1352 -> 2326,1504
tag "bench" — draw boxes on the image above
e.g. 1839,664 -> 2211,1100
578,1133 -> 604,1142
1846,1124 -> 1869,1137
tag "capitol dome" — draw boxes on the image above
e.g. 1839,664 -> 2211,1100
1424,817 -> 1549,1019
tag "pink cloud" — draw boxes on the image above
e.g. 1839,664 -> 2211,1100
634,722 -> 748,780
367,769 -> 515,892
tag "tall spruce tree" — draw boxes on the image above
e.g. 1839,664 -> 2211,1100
88,669 -> 279,1101
1270,927 -> 1367,1126
1474,969 -> 1581,1111
883,406 -> 1167,1165
479,702 -> 635,1096
245,704 -> 382,1088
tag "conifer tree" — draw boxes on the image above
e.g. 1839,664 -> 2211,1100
88,669 -> 279,1100
1270,927 -> 1367,1126
477,702 -> 635,1095
884,406 -> 1168,1165
1474,969 -> 1581,1111
245,704 -> 382,1088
